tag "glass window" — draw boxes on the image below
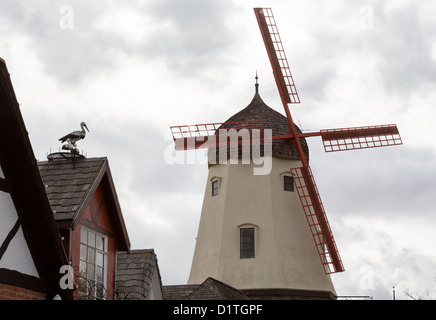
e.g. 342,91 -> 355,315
284,176 -> 294,192
80,228 -> 87,243
96,235 -> 104,251
240,228 -> 255,258
212,180 -> 219,196
79,227 -> 107,300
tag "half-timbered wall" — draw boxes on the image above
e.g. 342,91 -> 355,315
0,165 -> 44,299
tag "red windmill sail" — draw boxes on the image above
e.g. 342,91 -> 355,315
170,7 -> 403,275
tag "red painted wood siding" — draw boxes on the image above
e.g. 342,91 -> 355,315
71,185 -> 117,299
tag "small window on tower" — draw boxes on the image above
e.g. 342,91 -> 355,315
212,180 -> 219,196
284,176 -> 294,191
240,228 -> 255,258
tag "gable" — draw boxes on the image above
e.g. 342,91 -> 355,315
38,156 -> 106,222
80,185 -> 115,233
38,156 -> 130,251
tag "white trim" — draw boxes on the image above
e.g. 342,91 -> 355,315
79,226 -> 108,299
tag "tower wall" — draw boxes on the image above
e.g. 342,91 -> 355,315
188,157 -> 336,295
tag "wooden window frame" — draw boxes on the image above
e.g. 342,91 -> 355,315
79,226 -> 108,300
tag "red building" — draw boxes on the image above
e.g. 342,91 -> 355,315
38,155 -> 132,299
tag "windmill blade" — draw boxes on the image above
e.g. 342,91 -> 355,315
254,7 -> 300,104
321,124 -> 402,152
170,120 -> 264,150
290,166 -> 344,274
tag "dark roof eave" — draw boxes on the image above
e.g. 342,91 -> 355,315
0,58 -> 72,300
71,158 -> 131,252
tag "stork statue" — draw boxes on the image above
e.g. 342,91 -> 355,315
59,121 -> 89,153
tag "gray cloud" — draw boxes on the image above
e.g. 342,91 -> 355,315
364,3 -> 436,97
0,0 -> 239,86
306,146 -> 435,233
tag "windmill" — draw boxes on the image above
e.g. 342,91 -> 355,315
170,8 -> 402,276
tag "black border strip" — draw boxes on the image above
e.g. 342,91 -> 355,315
0,177 -> 9,193
0,218 -> 20,260
0,268 -> 46,293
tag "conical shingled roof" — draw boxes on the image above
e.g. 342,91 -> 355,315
208,83 -> 309,165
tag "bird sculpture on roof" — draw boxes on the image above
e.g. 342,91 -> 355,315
59,121 -> 89,153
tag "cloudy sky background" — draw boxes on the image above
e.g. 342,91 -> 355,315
1,0 -> 436,300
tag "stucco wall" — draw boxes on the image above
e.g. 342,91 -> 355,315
188,157 -> 336,294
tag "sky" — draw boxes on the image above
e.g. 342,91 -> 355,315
1,0 -> 436,300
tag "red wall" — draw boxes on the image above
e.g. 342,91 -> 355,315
71,185 -> 117,300
0,284 -> 45,300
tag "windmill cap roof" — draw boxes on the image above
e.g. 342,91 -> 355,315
208,86 -> 309,165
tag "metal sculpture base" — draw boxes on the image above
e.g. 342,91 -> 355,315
47,151 -> 86,161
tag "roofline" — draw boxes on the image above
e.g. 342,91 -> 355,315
100,159 -> 131,252
116,249 -> 163,295
70,158 -> 131,252
0,58 -> 72,299
71,157 -> 107,228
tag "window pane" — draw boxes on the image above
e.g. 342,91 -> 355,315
96,235 -> 104,251
96,266 -> 104,284
87,247 -> 95,264
241,243 -> 252,251
96,280 -> 105,299
241,228 -> 254,238
96,251 -> 104,267
88,279 -> 95,296
212,180 -> 219,196
87,263 -> 95,280
284,176 -> 294,191
240,228 -> 255,258
88,231 -> 96,247
79,260 -> 87,277
80,228 -> 87,244
241,236 -> 254,244
80,244 -> 87,261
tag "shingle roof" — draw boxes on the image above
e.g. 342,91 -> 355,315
37,155 -> 106,221
186,277 -> 249,300
162,284 -> 200,300
162,278 -> 249,300
115,249 -> 162,300
208,88 -> 309,165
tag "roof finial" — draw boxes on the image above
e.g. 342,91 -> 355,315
255,70 -> 259,94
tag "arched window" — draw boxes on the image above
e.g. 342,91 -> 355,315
237,224 -> 258,259
280,171 -> 294,192
210,176 -> 222,197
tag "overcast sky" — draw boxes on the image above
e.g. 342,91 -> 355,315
1,0 -> 436,300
